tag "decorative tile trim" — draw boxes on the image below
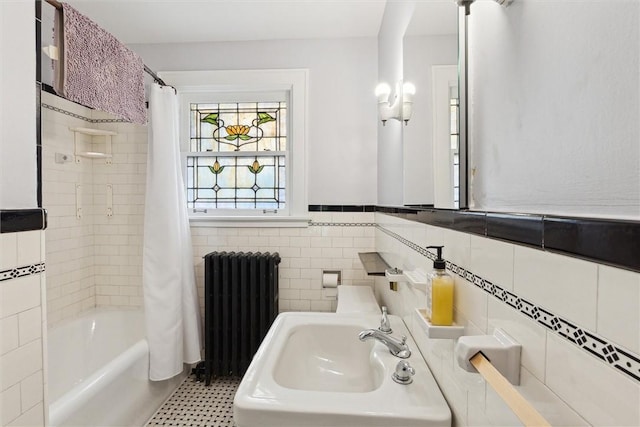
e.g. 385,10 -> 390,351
41,103 -> 128,123
376,224 -> 640,384
41,103 -> 93,122
0,262 -> 46,282
376,225 -> 430,257
309,222 -> 375,227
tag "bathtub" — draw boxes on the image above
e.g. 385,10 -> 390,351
48,309 -> 186,427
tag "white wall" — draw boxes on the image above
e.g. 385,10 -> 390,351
129,38 -> 378,205
0,1 -> 37,209
469,0 -> 640,219
376,1 -> 413,206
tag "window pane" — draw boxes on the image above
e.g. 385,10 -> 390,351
189,101 -> 287,153
186,155 -> 286,209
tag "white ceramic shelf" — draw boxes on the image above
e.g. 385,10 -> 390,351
70,127 -> 116,164
415,308 -> 465,339
404,269 -> 428,292
69,127 -> 117,136
75,151 -> 113,159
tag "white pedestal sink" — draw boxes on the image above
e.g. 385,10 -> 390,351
233,312 -> 451,427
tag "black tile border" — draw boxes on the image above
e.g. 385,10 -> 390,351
372,206 -> 640,273
36,4 -> 43,208
376,224 -> 640,385
308,204 -> 640,272
486,212 -> 543,247
35,19 -> 41,83
0,209 -> 48,233
308,205 -> 376,213
36,83 -> 43,208
544,216 -> 640,273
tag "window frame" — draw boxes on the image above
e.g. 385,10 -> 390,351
161,69 -> 309,227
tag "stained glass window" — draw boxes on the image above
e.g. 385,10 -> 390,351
186,101 -> 287,211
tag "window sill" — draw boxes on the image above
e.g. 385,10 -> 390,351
189,216 -> 311,228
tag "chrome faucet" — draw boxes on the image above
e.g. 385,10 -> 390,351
358,329 -> 411,358
379,306 -> 392,334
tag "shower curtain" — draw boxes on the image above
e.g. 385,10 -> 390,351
143,83 -> 202,381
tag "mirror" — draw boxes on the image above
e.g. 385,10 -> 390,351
402,2 -> 461,208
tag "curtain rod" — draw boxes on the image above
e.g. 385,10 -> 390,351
44,0 -> 169,87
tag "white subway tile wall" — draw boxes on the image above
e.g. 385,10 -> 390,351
42,93 -> 147,324
375,212 -> 639,427
597,265 -> 640,354
91,111 -> 147,310
514,246 -> 599,332
191,212 -> 376,316
42,92 -> 97,324
0,231 -> 46,427
545,333 -> 639,426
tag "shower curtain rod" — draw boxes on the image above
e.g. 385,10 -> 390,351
44,0 -> 169,87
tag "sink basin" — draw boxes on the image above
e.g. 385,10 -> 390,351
233,312 -> 451,427
273,324 -> 384,392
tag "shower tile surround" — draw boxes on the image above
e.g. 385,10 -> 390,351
42,91 -> 147,325
0,231 -> 46,427
375,212 -> 640,426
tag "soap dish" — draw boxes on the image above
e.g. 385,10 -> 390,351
415,308 -> 465,339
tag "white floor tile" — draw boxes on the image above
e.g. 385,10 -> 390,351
146,375 -> 240,427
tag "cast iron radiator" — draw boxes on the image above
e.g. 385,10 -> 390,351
195,251 -> 281,385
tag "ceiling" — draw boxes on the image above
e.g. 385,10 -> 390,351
52,0 -> 457,45
62,0 -> 388,44
406,2 -> 457,37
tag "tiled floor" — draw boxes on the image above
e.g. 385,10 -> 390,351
146,375 -> 241,427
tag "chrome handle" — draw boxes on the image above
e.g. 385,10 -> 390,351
393,360 -> 415,385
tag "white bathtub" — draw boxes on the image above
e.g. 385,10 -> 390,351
48,308 -> 186,427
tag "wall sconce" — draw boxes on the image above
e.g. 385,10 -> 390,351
402,82 -> 416,124
375,81 -> 416,126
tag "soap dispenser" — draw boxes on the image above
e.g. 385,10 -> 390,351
426,246 -> 454,326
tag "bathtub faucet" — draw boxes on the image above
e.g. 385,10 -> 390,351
358,329 -> 411,359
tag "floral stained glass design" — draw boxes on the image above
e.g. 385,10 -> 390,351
187,101 -> 287,210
